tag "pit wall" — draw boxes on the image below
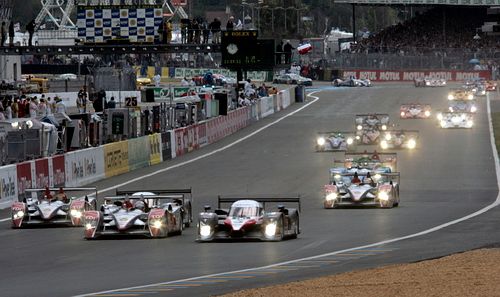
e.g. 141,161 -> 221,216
0,88 -> 295,209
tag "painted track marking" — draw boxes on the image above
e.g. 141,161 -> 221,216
75,92 -> 500,297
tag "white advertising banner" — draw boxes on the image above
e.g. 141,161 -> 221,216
0,165 -> 18,209
65,147 -> 105,187
260,96 -> 275,118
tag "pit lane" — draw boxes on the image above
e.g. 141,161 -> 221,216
0,83 -> 498,297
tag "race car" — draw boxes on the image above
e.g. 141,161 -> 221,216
315,131 -> 358,151
447,88 -> 474,101
332,78 -> 372,87
83,188 -> 193,239
462,83 -> 486,97
414,77 -> 446,87
400,103 -> 432,119
197,196 -> 300,242
380,130 -> 418,150
213,74 -> 237,86
448,100 -> 477,113
324,152 -> 400,208
437,112 -> 474,129
355,114 -> 390,144
464,78 -> 497,92
11,187 -> 98,228
273,73 -> 313,86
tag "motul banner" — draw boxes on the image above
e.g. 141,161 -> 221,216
34,159 -> 50,189
174,125 -> 199,157
341,70 -> 491,82
16,161 -> 33,197
50,155 -> 65,187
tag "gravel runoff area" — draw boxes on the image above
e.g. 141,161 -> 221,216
219,93 -> 500,297
219,248 -> 500,297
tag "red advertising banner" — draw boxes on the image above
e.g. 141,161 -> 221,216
341,70 -> 491,82
16,162 -> 33,196
174,125 -> 200,156
34,158 -> 50,189
50,155 -> 65,187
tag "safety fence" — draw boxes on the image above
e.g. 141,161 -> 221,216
339,69 -> 492,82
0,87 -> 296,209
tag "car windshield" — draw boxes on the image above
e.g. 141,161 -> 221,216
229,207 -> 260,218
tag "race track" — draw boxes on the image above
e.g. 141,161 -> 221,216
1,83 -> 499,297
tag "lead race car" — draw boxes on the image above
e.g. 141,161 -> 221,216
324,152 -> 400,209
83,189 -> 193,239
414,77 -> 446,87
380,130 -> 419,150
437,111 -> 474,129
197,196 -> 300,242
315,131 -> 358,152
11,187 -> 98,228
400,103 -> 432,119
355,114 -> 390,144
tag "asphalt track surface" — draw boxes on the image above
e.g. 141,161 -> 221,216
1,83 -> 500,297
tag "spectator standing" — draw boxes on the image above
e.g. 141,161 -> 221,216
283,40 -> 294,64
29,97 -> 38,117
210,18 -> 221,44
5,100 -> 12,119
1,21 -> 6,47
55,97 -> 66,113
181,77 -> 189,86
192,19 -> 200,44
0,106 -> 5,121
180,19 -> 188,44
187,19 -> 193,43
189,78 -> 196,87
202,20 -> 210,44
46,97 -> 54,115
276,40 -> 283,65
8,22 -> 14,47
158,18 -> 165,43
38,98 -> 47,116
11,98 -> 18,118
107,97 -> 116,109
26,19 -> 36,46
166,20 -> 173,43
226,17 -> 234,31
77,89 -> 87,113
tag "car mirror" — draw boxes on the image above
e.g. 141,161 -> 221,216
204,205 -> 211,212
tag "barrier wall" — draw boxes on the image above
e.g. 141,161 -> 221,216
341,70 -> 492,82
103,141 -> 129,178
65,147 -> 105,187
0,86 -> 298,209
29,91 -> 142,108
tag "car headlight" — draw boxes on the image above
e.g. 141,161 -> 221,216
385,133 -> 392,141
381,124 -> 387,131
373,174 -> 382,181
407,139 -> 416,149
85,223 -> 93,230
425,81 -> 430,86
471,106 -> 477,112
13,210 -> 25,219
448,94 -> 454,100
357,125 -> 363,131
467,120 -> 474,127
482,90 -> 486,95
355,135 -> 361,140
440,120 -> 447,127
317,137 -> 326,146
449,107 -> 454,112
424,110 -> 431,117
334,174 -> 341,180
70,209 -> 82,219
380,140 -> 388,149
152,220 -> 162,229
200,224 -> 212,237
378,191 -> 389,201
346,137 -> 354,145
326,193 -> 337,201
400,111 -> 405,117
265,223 -> 277,237
468,94 -> 473,100
437,113 -> 443,121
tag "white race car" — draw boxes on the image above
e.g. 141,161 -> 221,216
380,130 -> 419,150
437,112 -> 474,129
414,77 -> 446,87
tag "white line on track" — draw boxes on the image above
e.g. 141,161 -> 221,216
74,92 -> 500,297
0,92 -> 321,223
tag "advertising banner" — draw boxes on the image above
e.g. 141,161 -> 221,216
65,147 -> 105,187
197,123 -> 208,147
49,155 -> 65,187
128,136 -> 150,171
0,165 -> 18,209
174,125 -> 199,156
149,133 -> 162,165
333,0 -> 500,5
341,70 -> 491,82
260,96 -> 275,118
206,107 -> 251,144
16,161 -> 33,197
161,131 -> 172,160
103,141 -> 129,178
34,158 -> 50,189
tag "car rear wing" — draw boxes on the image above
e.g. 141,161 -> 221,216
382,129 -> 419,139
115,188 -> 192,205
317,131 -> 355,136
400,103 -> 431,110
25,187 -> 98,199
335,172 -> 400,183
355,114 -> 390,126
218,195 -> 301,212
335,152 -> 398,171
